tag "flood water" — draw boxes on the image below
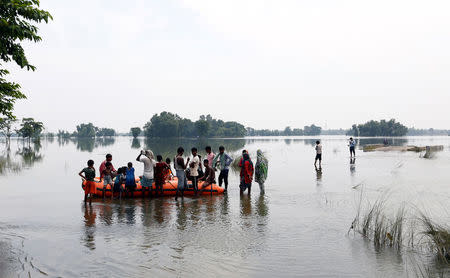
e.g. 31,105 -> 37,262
0,136 -> 449,277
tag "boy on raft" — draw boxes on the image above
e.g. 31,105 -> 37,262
79,159 -> 96,204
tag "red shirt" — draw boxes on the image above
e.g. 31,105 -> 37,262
99,160 -> 116,176
154,162 -> 168,184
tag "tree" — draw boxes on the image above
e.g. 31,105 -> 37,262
349,119 -> 408,137
96,128 -> 115,137
195,119 -> 210,137
130,127 -> 141,138
16,117 -> 44,141
0,1 -> 52,119
75,123 -> 96,138
0,117 -> 16,139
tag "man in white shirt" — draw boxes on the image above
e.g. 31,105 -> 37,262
189,147 -> 200,195
314,140 -> 322,168
136,150 -> 156,198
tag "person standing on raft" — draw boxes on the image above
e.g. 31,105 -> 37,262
174,147 -> 188,201
255,150 -> 268,194
212,146 -> 233,192
99,153 -> 116,175
136,150 -> 156,198
239,153 -> 254,195
79,159 -> 96,204
189,147 -> 200,195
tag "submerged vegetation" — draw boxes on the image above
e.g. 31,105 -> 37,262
350,192 -> 449,276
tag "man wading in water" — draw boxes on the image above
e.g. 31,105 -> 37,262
212,146 -> 233,193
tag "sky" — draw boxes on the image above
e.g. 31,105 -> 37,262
7,0 -> 450,132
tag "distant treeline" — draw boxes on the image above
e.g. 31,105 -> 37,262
347,119 -> 408,137
143,112 -> 246,138
407,128 -> 450,136
58,123 -> 116,138
246,125 -> 322,136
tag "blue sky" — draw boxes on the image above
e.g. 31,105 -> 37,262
8,0 -> 450,132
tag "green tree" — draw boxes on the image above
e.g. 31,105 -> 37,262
130,127 -> 141,138
96,127 -> 115,137
75,123 -> 96,138
16,117 -> 44,141
0,0 -> 52,119
349,119 -> 408,137
195,119 -> 210,137
0,117 -> 16,139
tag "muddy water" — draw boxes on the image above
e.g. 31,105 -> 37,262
0,136 -> 449,277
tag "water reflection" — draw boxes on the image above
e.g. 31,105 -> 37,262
350,158 -> 356,176
0,142 -> 44,175
315,166 -> 323,186
131,138 -> 141,149
82,204 -> 97,250
75,137 -> 116,152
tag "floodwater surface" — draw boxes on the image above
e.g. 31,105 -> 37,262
0,136 -> 449,277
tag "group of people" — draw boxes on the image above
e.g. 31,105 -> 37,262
79,146 -> 269,204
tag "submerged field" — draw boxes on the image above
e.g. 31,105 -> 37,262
0,136 -> 449,277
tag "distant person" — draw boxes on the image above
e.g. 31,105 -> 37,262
349,137 -> 356,158
205,146 -> 215,166
314,140 -> 322,168
79,159 -> 96,204
154,155 -> 168,196
136,150 -> 156,198
255,150 -> 268,194
383,138 -> 389,146
113,167 -> 126,199
199,159 -> 216,194
212,146 -> 233,192
100,162 -> 114,199
125,162 -> 136,197
99,153 -> 116,175
189,147 -> 200,195
174,147 -> 188,200
239,153 -> 254,195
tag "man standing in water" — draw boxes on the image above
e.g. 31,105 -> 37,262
212,146 -> 233,192
174,147 -> 188,201
349,137 -> 356,158
205,146 -> 215,166
189,147 -> 200,195
314,140 -> 322,168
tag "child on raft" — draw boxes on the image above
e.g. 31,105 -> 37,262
113,167 -> 126,199
100,161 -> 115,199
79,159 -> 96,204
125,162 -> 136,198
199,159 -> 216,194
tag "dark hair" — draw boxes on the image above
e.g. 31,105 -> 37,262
157,155 -> 163,162
106,153 -> 112,159
105,162 -> 112,167
203,159 -> 209,164
87,159 -> 94,166
219,146 -> 225,151
191,147 -> 197,152
350,137 -> 353,140
316,140 -> 320,144
118,167 -> 126,174
165,157 -> 171,164
127,162 -> 132,168
177,147 -> 184,154
242,149 -> 247,154
205,146 -> 211,151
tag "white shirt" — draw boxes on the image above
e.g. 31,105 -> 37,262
139,156 -> 157,179
315,144 -> 322,154
189,155 -> 200,177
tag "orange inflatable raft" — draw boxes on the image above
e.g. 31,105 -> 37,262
82,177 -> 224,198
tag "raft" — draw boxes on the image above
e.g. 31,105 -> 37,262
82,177 -> 224,198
